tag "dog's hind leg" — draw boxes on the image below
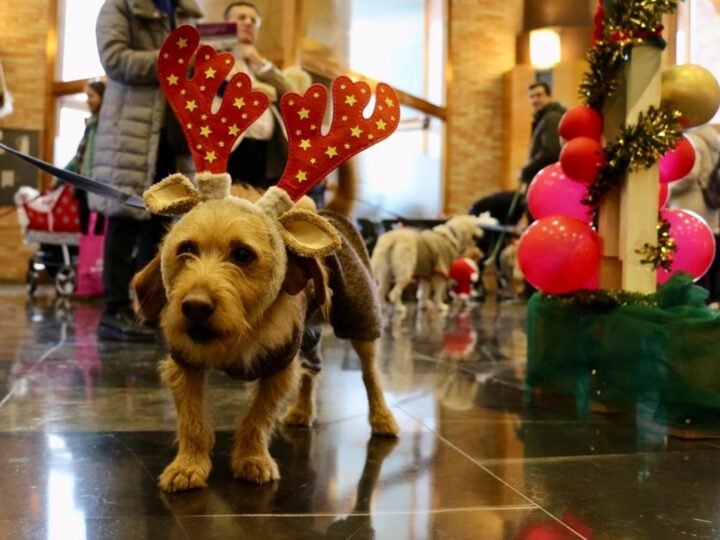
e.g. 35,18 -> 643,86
351,339 -> 399,436
430,274 -> 450,314
232,360 -> 300,484
158,359 -> 215,492
281,369 -> 318,427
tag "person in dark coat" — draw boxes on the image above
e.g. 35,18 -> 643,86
520,82 -> 566,186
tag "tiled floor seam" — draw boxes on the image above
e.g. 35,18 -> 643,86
397,404 -> 587,540
0,331 -> 68,408
176,506 -> 539,518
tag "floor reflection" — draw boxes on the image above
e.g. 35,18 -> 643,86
1,287 -> 720,538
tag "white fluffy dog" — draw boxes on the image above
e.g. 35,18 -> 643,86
370,215 -> 487,318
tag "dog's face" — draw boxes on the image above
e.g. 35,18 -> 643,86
446,215 -> 485,249
159,198 -> 289,357
133,180 -> 342,366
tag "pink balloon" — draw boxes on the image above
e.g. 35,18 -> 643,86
527,163 -> 594,222
659,136 -> 696,184
657,208 -> 716,285
658,183 -> 669,208
518,216 -> 603,294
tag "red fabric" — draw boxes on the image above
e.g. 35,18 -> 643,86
276,76 -> 400,201
158,25 -> 270,174
449,257 -> 479,296
24,184 -> 81,233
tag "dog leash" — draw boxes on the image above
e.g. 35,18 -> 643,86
0,142 -> 145,209
483,186 -> 524,267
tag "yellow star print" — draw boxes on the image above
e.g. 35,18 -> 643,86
234,97 -> 245,109
200,126 -> 212,138
205,151 -> 217,163
204,67 -> 216,79
166,74 -> 179,86
350,126 -> 363,138
185,100 -> 197,112
299,139 -> 312,150
298,108 -> 310,119
376,119 -> 387,131
228,124 -> 240,136
345,94 -> 357,106
325,146 -> 338,158
384,97 -> 395,107
295,170 -> 308,182
177,38 -> 188,49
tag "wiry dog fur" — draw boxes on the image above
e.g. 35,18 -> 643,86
133,164 -> 398,492
370,215 -> 484,318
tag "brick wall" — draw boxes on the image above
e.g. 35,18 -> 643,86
445,0 -> 523,214
0,1 -> 51,281
0,0 -> 51,131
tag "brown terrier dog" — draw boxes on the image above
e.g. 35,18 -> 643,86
133,170 -> 399,492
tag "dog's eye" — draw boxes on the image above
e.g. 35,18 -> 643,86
177,241 -> 198,257
230,246 -> 255,265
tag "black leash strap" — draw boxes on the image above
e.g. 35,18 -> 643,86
0,142 -> 145,209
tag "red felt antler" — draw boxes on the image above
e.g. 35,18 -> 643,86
276,76 -> 400,201
158,25 -> 270,174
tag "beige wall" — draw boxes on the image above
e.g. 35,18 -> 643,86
444,0 -> 524,214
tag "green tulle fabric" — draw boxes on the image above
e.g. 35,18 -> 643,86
526,274 -> 720,430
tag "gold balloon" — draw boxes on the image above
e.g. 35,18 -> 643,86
662,65 -> 720,128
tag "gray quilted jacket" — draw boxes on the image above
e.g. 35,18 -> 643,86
90,0 -> 202,220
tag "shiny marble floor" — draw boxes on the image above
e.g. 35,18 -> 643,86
1,286 -> 720,539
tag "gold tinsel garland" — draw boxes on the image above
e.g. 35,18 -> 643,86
541,288 -> 658,309
635,216 -> 677,271
580,0 -> 680,110
584,105 -> 683,209
575,0 -> 683,271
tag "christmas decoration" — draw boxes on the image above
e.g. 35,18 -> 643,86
527,163 -> 593,223
558,105 -> 604,141
559,136 -> 605,184
662,64 -> 720,127
658,134 -> 696,184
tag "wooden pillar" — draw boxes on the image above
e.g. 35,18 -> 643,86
598,46 -> 660,293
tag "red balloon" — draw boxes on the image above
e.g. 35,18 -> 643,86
657,208 -> 716,284
527,163 -> 594,222
518,216 -> 603,294
659,135 -> 696,183
558,105 -> 604,141
560,137 -> 605,184
658,182 -> 669,208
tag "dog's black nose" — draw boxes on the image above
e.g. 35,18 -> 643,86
181,292 -> 216,322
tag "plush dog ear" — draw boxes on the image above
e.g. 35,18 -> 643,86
283,253 -> 331,310
278,208 -> 341,258
143,173 -> 200,215
132,254 -> 167,321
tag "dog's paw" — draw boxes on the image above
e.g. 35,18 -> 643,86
232,454 -> 280,484
370,411 -> 400,437
394,304 -> 407,320
281,407 -> 315,427
158,457 -> 211,492
437,302 -> 450,314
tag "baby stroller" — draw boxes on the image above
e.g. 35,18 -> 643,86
15,183 -> 81,298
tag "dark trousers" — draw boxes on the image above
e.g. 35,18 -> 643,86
103,214 -> 169,313
103,129 -> 177,314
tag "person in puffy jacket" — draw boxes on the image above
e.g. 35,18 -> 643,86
91,0 -> 203,341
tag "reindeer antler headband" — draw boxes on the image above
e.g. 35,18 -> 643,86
147,25 -> 400,218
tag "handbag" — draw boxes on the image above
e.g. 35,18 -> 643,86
76,213 -> 105,297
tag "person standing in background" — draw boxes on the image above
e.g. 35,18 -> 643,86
91,0 -> 203,341
222,1 -> 294,189
66,80 -> 105,235
520,82 -> 566,189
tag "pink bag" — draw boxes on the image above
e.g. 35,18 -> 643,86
76,213 -> 105,297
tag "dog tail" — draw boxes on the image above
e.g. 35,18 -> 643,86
324,159 -> 357,217
370,232 -> 393,279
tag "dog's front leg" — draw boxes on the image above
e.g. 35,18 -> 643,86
232,360 -> 299,484
158,359 -> 215,492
